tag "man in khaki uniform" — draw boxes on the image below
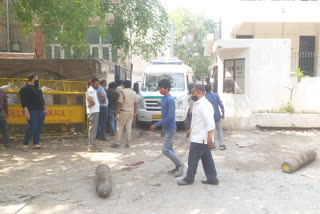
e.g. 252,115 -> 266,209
111,80 -> 137,148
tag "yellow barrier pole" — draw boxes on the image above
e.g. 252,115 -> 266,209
62,81 -> 66,135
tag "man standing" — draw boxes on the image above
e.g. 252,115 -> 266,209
20,74 -> 48,150
205,84 -> 226,150
178,85 -> 219,186
116,80 -> 124,93
150,79 -> 184,177
107,82 -> 120,136
111,80 -> 137,148
0,88 -> 11,148
86,78 -> 101,152
96,79 -> 108,141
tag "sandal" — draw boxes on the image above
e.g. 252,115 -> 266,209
219,144 -> 226,150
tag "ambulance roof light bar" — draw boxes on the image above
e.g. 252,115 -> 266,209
151,58 -> 183,65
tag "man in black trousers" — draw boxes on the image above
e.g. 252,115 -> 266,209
177,85 -> 219,185
20,73 -> 48,150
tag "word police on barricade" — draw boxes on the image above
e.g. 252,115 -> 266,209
0,78 -> 88,138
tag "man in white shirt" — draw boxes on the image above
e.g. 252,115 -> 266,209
178,85 -> 219,185
86,78 -> 101,152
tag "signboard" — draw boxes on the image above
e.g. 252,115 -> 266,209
6,105 -> 85,124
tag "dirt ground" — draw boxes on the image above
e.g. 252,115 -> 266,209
1,127 -> 320,214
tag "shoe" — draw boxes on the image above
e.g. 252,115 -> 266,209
111,144 -> 120,148
22,145 -> 29,152
201,178 -> 219,185
32,145 -> 42,149
173,165 -> 184,177
88,147 -> 102,152
177,178 -> 194,186
167,168 -> 178,174
219,144 -> 226,150
125,144 -> 130,148
111,133 -> 116,136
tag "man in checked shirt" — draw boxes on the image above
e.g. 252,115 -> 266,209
0,88 -> 11,148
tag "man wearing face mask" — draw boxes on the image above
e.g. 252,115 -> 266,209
19,73 -> 48,150
149,79 -> 184,177
177,85 -> 219,186
111,80 -> 137,149
86,78 -> 101,152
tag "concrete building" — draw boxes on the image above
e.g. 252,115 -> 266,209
205,1 -> 320,129
0,0 -> 39,58
0,0 -> 132,83
0,0 -> 120,61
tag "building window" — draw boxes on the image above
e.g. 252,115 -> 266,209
223,59 -> 245,94
102,47 -> 110,60
46,44 -> 112,60
54,46 -> 61,59
46,27 -> 114,60
236,35 -> 253,39
299,36 -> 315,77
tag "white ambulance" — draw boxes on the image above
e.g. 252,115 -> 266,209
136,58 -> 194,129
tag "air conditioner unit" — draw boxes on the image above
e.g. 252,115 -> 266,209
10,42 -> 21,52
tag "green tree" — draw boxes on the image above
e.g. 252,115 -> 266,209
5,0 -> 168,60
169,8 -> 215,76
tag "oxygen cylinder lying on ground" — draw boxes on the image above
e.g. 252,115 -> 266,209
95,164 -> 112,198
281,149 -> 317,173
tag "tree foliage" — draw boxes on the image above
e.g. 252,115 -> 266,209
189,55 -> 212,77
9,0 -> 168,60
169,8 -> 215,76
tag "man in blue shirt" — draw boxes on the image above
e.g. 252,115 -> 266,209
150,79 -> 184,177
96,79 -> 109,141
205,84 -> 226,150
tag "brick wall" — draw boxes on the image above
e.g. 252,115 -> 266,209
34,29 -> 44,59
